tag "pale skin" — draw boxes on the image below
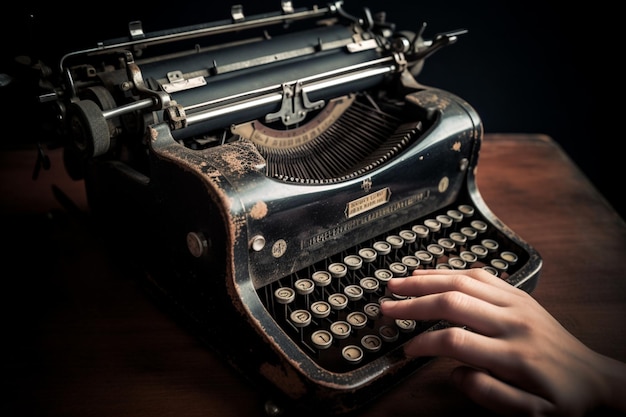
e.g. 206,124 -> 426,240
380,268 -> 626,417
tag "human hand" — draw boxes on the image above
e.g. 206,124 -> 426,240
379,268 -> 626,416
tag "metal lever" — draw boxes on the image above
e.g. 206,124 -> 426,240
265,82 -> 325,126
410,28 -> 468,62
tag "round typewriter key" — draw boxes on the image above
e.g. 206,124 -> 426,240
386,235 -> 404,250
343,254 -> 363,270
436,263 -> 453,270
448,256 -> 467,269
458,204 -> 475,217
374,268 -> 393,284
446,209 -> 464,223
470,220 -> 488,233
342,345 -> 364,364
358,247 -> 377,263
344,284 -> 364,302
460,226 -> 478,241
311,330 -> 333,350
328,293 -> 348,310
312,270 -> 332,287
481,238 -> 499,253
294,278 -> 315,295
427,243 -> 445,259
401,255 -> 420,271
412,224 -> 429,239
346,311 -> 368,330
363,302 -> 381,320
391,292 -> 409,300
395,318 -> 417,332
482,265 -> 499,276
423,218 -> 441,233
379,324 -> 399,342
490,258 -> 510,273
330,321 -> 352,339
470,244 -> 488,259
359,277 -> 380,293
361,334 -> 383,353
399,229 -> 417,244
378,296 -> 394,305
328,262 -> 347,279
437,237 -> 455,252
389,262 -> 408,277
391,292 -> 408,300
290,309 -> 312,327
415,250 -> 434,266
500,251 -> 519,265
310,301 -> 331,319
459,251 -> 478,264
373,241 -> 391,256
450,231 -> 467,247
274,287 -> 295,304
436,214 -> 454,230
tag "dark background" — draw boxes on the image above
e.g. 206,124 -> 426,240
1,0 -> 621,217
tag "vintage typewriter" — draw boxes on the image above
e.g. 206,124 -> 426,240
34,1 -> 542,415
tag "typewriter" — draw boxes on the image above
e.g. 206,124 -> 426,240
33,1 -> 542,415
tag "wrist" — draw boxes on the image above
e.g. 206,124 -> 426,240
592,350 -> 626,413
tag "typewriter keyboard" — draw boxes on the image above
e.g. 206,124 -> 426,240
256,203 -> 527,373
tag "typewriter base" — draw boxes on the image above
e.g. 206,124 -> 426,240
81,157 -> 541,416
10,134 -> 626,417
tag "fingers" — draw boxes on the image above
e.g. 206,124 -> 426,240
380,268 -> 529,361
450,366 -> 556,417
381,291 -> 507,336
380,268 -> 575,416
402,326 -> 513,369
381,268 -> 524,335
388,268 -> 520,306
412,267 -> 515,291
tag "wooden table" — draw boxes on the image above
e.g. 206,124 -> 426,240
2,134 -> 625,416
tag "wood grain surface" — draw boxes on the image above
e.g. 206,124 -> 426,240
2,134 -> 624,417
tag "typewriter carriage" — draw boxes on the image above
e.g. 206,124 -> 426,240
44,1 -> 464,179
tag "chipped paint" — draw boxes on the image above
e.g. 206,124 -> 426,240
250,201 -> 268,219
219,147 -> 252,176
405,89 -> 452,111
452,140 -> 461,151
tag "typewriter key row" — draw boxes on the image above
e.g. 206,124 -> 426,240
257,203 -> 526,372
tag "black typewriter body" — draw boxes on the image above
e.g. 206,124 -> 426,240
35,2 -> 542,415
